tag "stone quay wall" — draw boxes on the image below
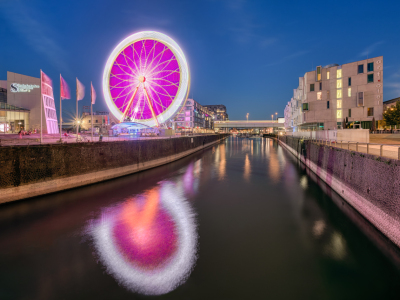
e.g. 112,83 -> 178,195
0,134 -> 229,203
278,135 -> 400,248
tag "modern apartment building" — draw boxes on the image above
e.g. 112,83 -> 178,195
170,99 -> 215,131
203,104 -> 229,121
285,56 -> 383,131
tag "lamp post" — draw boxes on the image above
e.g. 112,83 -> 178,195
246,113 -> 249,122
275,112 -> 278,121
271,114 -> 273,121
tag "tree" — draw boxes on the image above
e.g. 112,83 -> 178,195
383,101 -> 400,127
371,117 -> 376,131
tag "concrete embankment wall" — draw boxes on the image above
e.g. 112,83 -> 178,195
278,135 -> 400,248
0,134 -> 229,204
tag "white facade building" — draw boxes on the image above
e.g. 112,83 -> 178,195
285,57 -> 383,131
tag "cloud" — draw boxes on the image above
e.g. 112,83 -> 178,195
0,1 -> 70,74
359,41 -> 384,58
222,0 -> 276,48
264,50 -> 310,67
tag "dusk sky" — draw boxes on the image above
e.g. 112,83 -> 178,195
1,0 -> 400,121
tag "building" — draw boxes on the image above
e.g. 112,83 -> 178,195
284,57 -> 383,131
383,97 -> 400,111
80,106 -> 119,133
0,71 -> 58,133
203,104 -> 229,121
170,99 -> 215,132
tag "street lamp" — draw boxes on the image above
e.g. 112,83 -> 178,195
275,112 -> 278,120
246,113 -> 249,122
271,114 -> 273,121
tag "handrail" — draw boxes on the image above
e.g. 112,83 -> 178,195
306,138 -> 400,160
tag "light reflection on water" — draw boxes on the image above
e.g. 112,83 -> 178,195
86,162 -> 200,295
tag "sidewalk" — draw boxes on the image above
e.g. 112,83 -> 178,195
0,133 -> 215,146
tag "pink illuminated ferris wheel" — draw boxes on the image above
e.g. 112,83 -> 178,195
103,31 -> 190,127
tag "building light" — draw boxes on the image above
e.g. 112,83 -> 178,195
336,79 -> 342,89
337,89 -> 342,99
317,92 -> 322,100
337,69 -> 342,78
337,109 -> 342,119
327,71 -> 330,80
348,87 -> 351,97
337,100 -> 342,108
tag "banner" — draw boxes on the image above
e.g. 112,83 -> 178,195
40,71 -> 59,134
60,75 -> 71,99
91,82 -> 96,105
76,78 -> 85,101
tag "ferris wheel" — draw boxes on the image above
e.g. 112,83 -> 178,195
103,31 -> 190,127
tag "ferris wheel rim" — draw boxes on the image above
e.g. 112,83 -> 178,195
103,31 -> 190,127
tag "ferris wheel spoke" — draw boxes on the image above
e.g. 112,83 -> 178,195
113,62 -> 138,79
147,84 -> 168,110
131,44 -> 142,75
144,41 -> 158,75
145,46 -> 171,76
150,78 -> 179,88
120,83 -> 140,122
143,85 -> 159,127
147,58 -> 178,79
150,68 -> 180,79
146,80 -> 175,104
121,52 -> 141,78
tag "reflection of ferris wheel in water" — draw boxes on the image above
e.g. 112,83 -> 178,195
103,31 -> 190,127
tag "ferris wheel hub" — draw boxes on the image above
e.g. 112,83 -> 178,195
138,75 -> 146,83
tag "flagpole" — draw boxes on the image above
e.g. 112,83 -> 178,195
60,75 -> 62,142
91,82 -> 93,142
76,78 -> 78,136
40,70 -> 42,144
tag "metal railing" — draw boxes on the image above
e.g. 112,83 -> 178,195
310,138 -> 400,160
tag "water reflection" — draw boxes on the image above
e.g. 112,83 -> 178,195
86,166 -> 199,295
244,153 -> 251,181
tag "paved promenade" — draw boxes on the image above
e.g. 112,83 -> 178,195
0,133 -> 211,146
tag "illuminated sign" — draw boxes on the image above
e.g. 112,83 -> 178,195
10,83 -> 40,93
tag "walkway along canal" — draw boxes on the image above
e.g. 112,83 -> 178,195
0,137 -> 400,299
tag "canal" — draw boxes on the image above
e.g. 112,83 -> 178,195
1,137 -> 400,299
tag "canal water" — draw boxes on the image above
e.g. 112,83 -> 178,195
1,137 -> 400,299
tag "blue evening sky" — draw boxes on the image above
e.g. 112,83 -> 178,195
1,0 -> 399,121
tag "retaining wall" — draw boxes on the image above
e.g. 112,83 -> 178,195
0,134 -> 228,203
278,135 -> 400,248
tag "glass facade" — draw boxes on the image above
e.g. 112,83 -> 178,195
0,103 -> 30,133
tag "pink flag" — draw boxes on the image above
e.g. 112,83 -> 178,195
60,75 -> 70,99
76,78 -> 85,101
41,71 -> 53,98
91,82 -> 96,105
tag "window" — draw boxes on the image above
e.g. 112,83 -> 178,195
337,89 -> 342,99
357,92 -> 364,106
316,66 -> 321,81
336,79 -> 342,88
367,62 -> 374,72
358,64 -> 364,74
302,103 -> 309,111
310,84 -> 315,92
95,120 -> 98,123
319,82 -> 322,90
327,101 -> 330,109
327,71 -> 330,79
348,87 -> 351,97
348,109 -> 351,118
337,100 -> 342,108
327,90 -> 330,100
88,120 -> 91,123
368,73 -> 374,83
348,77 -> 351,86
337,109 -> 342,119
317,92 -> 322,100
368,107 -> 374,116
337,69 -> 342,78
